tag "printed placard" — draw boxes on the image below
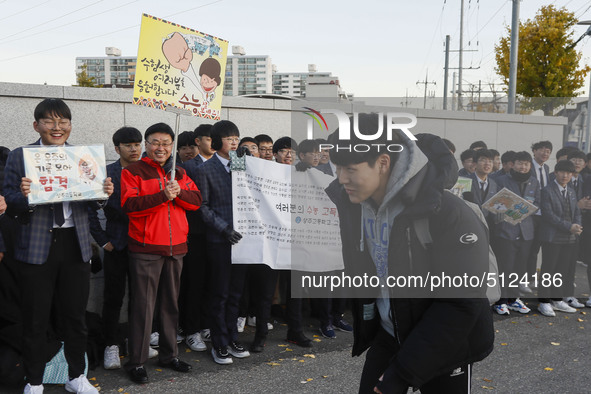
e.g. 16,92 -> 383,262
23,145 -> 108,204
482,187 -> 538,225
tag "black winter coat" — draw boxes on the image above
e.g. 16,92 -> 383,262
325,138 -> 494,391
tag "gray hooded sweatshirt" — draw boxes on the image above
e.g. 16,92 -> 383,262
360,139 -> 428,336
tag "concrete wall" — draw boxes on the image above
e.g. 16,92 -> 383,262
0,82 -> 568,167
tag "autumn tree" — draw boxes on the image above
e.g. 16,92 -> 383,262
75,64 -> 100,87
495,5 -> 591,115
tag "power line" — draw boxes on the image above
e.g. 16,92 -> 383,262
0,0 -> 52,22
418,0 -> 447,86
0,0 -> 224,63
0,0 -> 105,41
575,1 -> 591,18
574,0 -> 591,16
0,0 -> 139,45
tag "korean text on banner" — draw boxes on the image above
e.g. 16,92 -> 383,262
132,13 -> 228,120
23,145 -> 108,204
232,156 -> 344,272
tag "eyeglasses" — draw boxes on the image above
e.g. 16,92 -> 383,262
278,149 -> 296,156
241,145 -> 258,151
120,143 -> 142,150
40,119 -> 71,128
305,152 -> 321,158
259,148 -> 273,153
146,140 -> 173,148
222,137 -> 240,143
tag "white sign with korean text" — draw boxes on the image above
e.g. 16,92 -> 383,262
23,145 -> 108,205
232,156 -> 344,272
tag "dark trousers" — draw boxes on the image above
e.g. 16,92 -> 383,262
249,264 -> 278,339
20,228 -> 89,385
206,242 -> 247,349
525,215 -> 542,279
102,247 -> 130,347
127,253 -> 183,368
314,298 -> 346,327
539,242 -> 577,303
280,270 -> 304,333
179,233 -> 209,335
492,237 -> 532,304
359,327 -> 472,394
238,268 -> 254,318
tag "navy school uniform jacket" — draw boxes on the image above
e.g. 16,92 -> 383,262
193,154 -> 233,243
539,181 -> 581,243
466,172 -> 500,223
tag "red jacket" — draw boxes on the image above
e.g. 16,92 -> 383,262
121,157 -> 202,256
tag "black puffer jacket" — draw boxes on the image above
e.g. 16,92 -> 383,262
325,134 -> 494,392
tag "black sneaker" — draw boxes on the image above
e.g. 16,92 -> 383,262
128,366 -> 148,384
333,318 -> 353,332
159,358 -> 192,372
227,341 -> 250,358
211,347 -> 233,365
286,330 -> 312,348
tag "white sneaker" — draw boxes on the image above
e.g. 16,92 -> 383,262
245,316 -> 273,330
65,375 -> 98,394
247,316 -> 256,327
551,300 -> 577,313
493,304 -> 510,315
507,298 -> 530,314
186,332 -> 207,352
176,327 -> 185,343
538,302 -> 556,317
200,328 -> 211,342
150,332 -> 159,348
23,383 -> 43,394
586,297 -> 591,308
237,316 -> 246,333
148,346 -> 158,358
564,297 -> 585,309
103,345 -> 120,370
518,284 -> 533,294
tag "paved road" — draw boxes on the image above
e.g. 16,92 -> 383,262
2,263 -> 590,393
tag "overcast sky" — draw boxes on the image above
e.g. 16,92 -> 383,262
2,0 -> 591,98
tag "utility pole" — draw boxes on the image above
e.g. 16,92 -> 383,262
458,0 -> 465,110
452,72 -> 457,111
507,0 -> 520,114
417,70 -> 436,109
443,35 -> 450,110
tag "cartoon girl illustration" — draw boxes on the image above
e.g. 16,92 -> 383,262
198,57 -> 221,103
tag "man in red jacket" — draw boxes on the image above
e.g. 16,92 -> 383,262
121,122 -> 202,384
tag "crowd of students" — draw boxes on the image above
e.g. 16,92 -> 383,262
454,140 -> 591,317
0,99 -> 587,393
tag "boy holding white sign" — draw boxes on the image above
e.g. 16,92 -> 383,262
3,98 -> 114,394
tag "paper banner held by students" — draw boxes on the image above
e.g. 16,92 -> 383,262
132,13 -> 228,120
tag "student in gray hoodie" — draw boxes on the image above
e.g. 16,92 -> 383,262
325,113 -> 493,394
